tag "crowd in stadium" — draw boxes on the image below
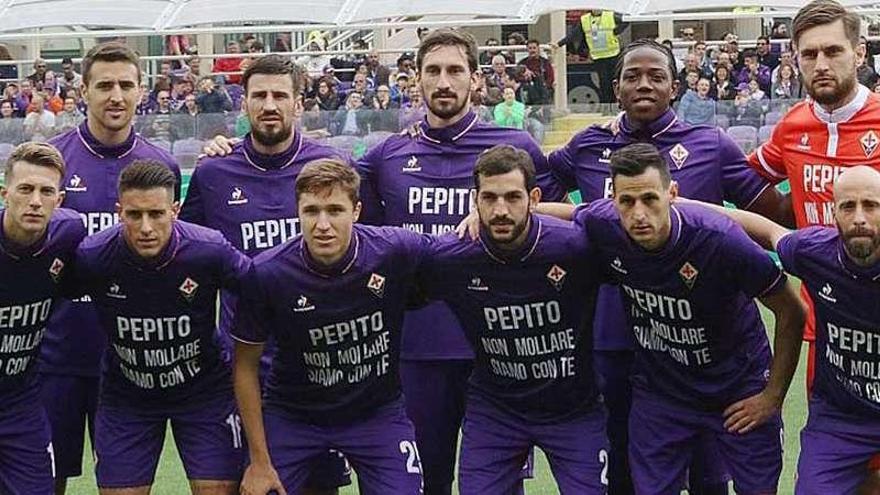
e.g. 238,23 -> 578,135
2,0 -> 880,494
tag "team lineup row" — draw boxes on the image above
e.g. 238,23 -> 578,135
1,1 -> 879,494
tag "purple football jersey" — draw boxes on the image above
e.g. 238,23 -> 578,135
356,110 -> 566,360
179,132 -> 345,344
777,227 -> 880,417
73,221 -> 250,409
549,109 -> 772,351
0,208 -> 85,411
422,215 -> 601,423
577,201 -> 786,410
232,225 -> 426,425
41,122 -> 182,377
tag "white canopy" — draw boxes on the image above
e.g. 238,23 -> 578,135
0,0 -> 878,35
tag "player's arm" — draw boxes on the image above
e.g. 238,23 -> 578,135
354,145 -> 386,226
745,188 -> 796,229
678,199 -> 790,251
723,278 -> 805,435
234,340 -> 286,495
177,166 -> 206,225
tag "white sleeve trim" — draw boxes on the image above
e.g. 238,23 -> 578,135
230,334 -> 266,345
756,145 -> 787,180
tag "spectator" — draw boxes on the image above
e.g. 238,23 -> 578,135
693,41 -> 714,78
771,51 -> 798,81
22,93 -> 54,141
678,53 -> 702,88
416,27 -> 430,42
723,33 -> 744,71
274,33 -> 292,53
316,77 -> 340,111
486,54 -> 511,91
55,96 -> 84,133
716,51 -> 732,71
179,93 -> 199,116
517,39 -> 554,105
300,98 -> 331,138
14,80 -> 33,115
59,57 -> 82,94
756,36 -> 779,70
170,75 -> 195,111
772,63 -> 801,101
493,87 -> 526,129
505,32 -> 527,64
0,45 -> 17,94
365,50 -> 391,87
41,71 -> 63,113
149,113 -> 173,141
373,85 -> 399,132
677,77 -> 716,126
874,81 -> 880,94
196,76 -> 232,114
175,93 -> 200,139
159,60 -> 174,81
480,38 -> 503,66
332,91 -> 371,135
213,40 -> 243,84
858,37 -> 879,89
729,82 -> 762,128
0,99 -> 21,144
389,73 -> 410,106
748,78 -> 767,101
712,65 -> 735,101
399,85 -> 425,128
155,90 -> 173,115
320,65 -> 341,88
680,69 -> 700,100
350,72 -> 376,108
736,50 -> 771,92
395,53 -> 416,81
184,56 -> 202,78
136,84 -> 154,116
297,30 -> 332,78
27,58 -> 48,87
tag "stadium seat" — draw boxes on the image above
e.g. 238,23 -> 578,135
152,139 -> 172,152
728,125 -> 758,154
714,114 -> 729,130
172,138 -> 205,169
758,125 -> 775,144
764,111 -> 783,126
0,142 -> 13,163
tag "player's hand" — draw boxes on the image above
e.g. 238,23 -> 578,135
455,210 -> 480,241
203,135 -> 240,157
722,390 -> 781,434
240,462 -> 287,495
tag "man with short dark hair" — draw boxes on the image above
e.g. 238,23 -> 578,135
422,145 -> 609,493
0,142 -> 85,495
517,39 -> 554,105
59,57 -> 82,94
572,142 -> 805,495
28,58 -> 48,86
72,160 -> 250,495
736,49 -> 772,92
40,41 -> 181,495
233,158 -> 425,495
756,35 -> 780,70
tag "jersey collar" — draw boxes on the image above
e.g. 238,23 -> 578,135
300,228 -> 360,277
76,121 -> 138,159
418,110 -> 479,144
812,84 -> 870,124
479,214 -> 542,264
620,109 -> 678,140
242,130 -> 303,172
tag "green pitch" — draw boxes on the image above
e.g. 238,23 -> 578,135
68,308 -> 809,494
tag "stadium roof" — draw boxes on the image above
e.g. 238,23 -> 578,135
1,0 -> 880,35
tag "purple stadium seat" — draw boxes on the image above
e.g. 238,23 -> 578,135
714,114 -> 729,129
758,125 -> 775,144
728,125 -> 758,153
0,143 -> 13,163
764,111 -> 783,126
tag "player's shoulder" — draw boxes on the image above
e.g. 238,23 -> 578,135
134,135 -> 179,168
473,120 -> 539,149
50,207 -> 83,225
774,100 -> 815,132
193,142 -> 246,174
175,220 -> 228,247
252,237 -> 300,271
562,125 -> 615,154
48,126 -> 78,147
300,135 -> 347,162
535,214 -> 589,252
781,225 -> 838,252
674,203 -> 742,239
48,207 -> 86,243
77,224 -> 121,252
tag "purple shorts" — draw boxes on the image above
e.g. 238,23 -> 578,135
0,404 -> 54,495
796,396 -> 880,495
39,374 -> 98,479
263,400 -> 422,494
459,392 -> 609,495
95,394 -> 244,488
629,387 -> 782,495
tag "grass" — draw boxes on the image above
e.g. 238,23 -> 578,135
67,308 -> 808,495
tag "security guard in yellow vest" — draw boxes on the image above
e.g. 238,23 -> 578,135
556,9 -> 628,103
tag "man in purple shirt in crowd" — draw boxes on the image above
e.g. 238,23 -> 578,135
355,29 -> 566,495
692,166 -> 880,495
72,161 -> 250,494
569,143 -> 805,495
422,145 -> 608,494
39,42 -> 181,495
183,55 -> 352,495
233,159 -> 424,495
0,143 -> 86,495
548,38 -> 793,495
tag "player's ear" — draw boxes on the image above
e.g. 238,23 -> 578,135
54,190 -> 65,208
0,185 -> 7,204
115,202 -> 122,217
171,200 -> 181,219
668,180 -> 679,200
529,187 -> 541,211
670,78 -> 680,100
352,200 -> 362,223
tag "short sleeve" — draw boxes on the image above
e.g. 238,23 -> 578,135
218,240 -> 252,292
547,143 -> 579,193
718,130 -> 772,210
774,230 -> 803,278
178,166 -> 205,225
230,265 -> 270,344
355,143 -> 386,226
722,224 -> 786,298
748,122 -> 788,184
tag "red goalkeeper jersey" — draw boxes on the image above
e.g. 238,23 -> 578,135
749,85 -> 880,340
